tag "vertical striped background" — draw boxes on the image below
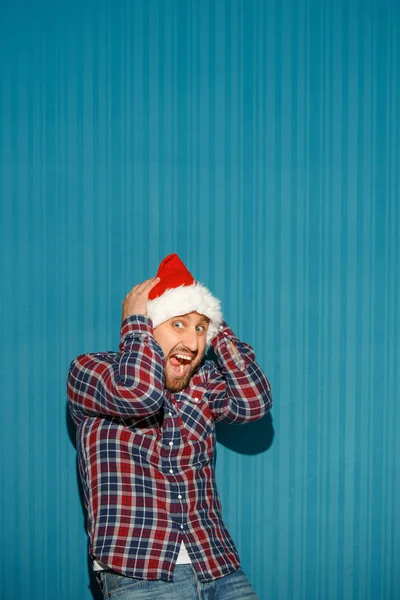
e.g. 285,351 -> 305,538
1,1 -> 399,599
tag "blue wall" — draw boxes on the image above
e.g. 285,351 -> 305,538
1,1 -> 399,599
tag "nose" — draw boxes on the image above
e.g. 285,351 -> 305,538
183,328 -> 199,353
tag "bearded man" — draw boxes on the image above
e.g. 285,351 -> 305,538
67,253 -> 272,599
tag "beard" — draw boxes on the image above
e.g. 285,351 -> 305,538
164,345 -> 203,392
165,372 -> 194,392
165,362 -> 198,392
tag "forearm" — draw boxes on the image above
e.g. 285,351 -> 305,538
67,315 -> 165,422
208,323 -> 272,422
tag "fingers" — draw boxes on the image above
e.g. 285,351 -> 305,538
137,276 -> 160,294
126,277 -> 160,298
146,276 -> 161,291
122,277 -> 161,320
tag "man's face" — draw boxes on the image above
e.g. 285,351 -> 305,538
153,312 -> 210,392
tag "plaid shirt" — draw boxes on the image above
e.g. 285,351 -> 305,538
67,315 -> 272,583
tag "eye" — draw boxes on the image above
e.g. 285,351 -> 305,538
196,325 -> 206,333
172,321 -> 184,329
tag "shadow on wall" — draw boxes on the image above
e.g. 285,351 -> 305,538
215,411 -> 274,454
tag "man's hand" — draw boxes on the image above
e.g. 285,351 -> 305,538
122,277 -> 160,321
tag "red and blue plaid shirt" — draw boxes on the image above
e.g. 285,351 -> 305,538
67,315 -> 272,583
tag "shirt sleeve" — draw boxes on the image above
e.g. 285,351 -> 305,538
206,322 -> 272,423
67,315 -> 165,424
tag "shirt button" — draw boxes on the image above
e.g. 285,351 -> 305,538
169,469 -> 174,474
180,524 -> 184,529
169,441 -> 173,446
178,494 -> 182,499
168,412 -> 173,417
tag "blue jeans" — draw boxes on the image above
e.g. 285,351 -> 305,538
99,564 -> 260,599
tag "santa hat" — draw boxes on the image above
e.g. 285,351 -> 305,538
147,254 -> 223,343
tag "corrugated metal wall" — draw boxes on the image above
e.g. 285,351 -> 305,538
1,1 -> 399,599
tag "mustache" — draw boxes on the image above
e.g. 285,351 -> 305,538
168,345 -> 197,359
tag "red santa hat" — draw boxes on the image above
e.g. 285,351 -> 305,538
147,254 -> 223,343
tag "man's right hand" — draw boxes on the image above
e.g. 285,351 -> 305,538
122,277 -> 160,321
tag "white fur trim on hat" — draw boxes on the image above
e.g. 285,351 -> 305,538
147,283 -> 223,343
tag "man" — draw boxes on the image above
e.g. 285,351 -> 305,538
68,254 -> 272,599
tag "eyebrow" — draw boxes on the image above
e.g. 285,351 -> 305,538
176,314 -> 210,324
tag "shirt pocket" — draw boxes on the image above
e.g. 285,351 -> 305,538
178,386 -> 214,442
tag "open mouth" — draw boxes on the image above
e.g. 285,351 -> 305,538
168,353 -> 194,378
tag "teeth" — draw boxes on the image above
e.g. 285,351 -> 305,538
175,354 -> 191,362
